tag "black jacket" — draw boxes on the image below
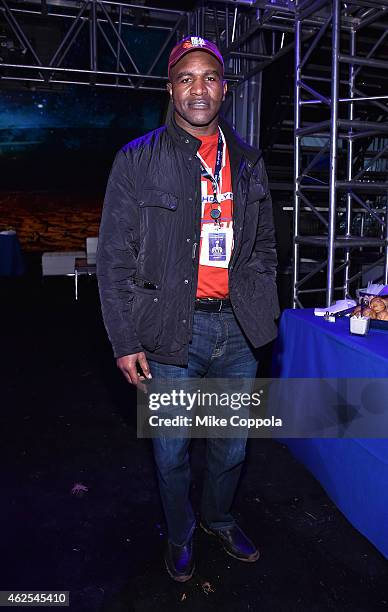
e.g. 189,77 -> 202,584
96,115 -> 280,365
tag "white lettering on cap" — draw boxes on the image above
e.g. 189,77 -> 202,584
190,36 -> 206,47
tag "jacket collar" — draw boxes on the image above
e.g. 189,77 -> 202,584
166,112 -> 202,154
219,116 -> 262,167
166,111 -> 262,168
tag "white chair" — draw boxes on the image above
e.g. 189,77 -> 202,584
86,237 -> 98,264
42,250 -> 86,276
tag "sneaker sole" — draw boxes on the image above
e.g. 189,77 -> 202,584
164,558 -> 195,582
200,522 -> 260,563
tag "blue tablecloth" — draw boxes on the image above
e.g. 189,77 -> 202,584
0,233 -> 24,276
273,309 -> 388,559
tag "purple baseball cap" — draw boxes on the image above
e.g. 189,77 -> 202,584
168,36 -> 224,80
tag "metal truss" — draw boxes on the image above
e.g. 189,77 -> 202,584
0,0 -> 189,91
0,0 -> 299,95
293,0 -> 388,308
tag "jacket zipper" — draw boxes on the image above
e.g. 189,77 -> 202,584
192,242 -> 198,260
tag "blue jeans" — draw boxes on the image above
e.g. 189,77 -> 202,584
149,307 -> 259,546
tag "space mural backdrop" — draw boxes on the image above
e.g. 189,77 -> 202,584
0,31 -> 168,252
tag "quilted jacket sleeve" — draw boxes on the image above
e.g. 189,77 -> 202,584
96,148 -> 143,358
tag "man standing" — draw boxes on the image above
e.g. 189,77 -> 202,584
97,37 -> 280,582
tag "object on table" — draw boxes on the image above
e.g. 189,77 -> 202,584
359,307 -> 376,319
351,296 -> 388,324
358,282 -> 388,297
370,297 -> 386,314
314,298 -> 356,317
350,316 -> 370,336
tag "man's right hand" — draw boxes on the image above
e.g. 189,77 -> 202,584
116,352 -> 152,392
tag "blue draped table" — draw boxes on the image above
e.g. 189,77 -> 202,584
0,232 -> 24,276
272,309 -> 388,559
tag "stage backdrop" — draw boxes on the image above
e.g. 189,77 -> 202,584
0,29 -> 170,252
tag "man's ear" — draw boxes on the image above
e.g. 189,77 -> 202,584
222,80 -> 227,101
166,82 -> 172,97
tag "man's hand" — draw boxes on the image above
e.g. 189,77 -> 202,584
116,352 -> 152,392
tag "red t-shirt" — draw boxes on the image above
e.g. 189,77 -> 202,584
196,132 -> 233,299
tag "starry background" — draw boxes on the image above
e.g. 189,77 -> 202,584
0,86 -> 167,191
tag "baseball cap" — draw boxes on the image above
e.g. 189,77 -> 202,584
168,36 -> 224,80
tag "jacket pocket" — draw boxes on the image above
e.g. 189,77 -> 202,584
138,190 -> 179,263
132,285 -> 162,352
139,189 -> 178,211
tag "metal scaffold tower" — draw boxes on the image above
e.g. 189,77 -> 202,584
293,0 -> 388,308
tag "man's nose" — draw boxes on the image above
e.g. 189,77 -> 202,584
190,78 -> 206,95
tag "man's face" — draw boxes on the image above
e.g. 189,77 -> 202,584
167,51 -> 227,130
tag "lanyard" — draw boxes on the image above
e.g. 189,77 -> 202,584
196,128 -> 224,204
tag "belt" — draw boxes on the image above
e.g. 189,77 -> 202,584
194,298 -> 232,312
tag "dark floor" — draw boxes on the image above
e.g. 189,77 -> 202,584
1,256 -> 387,612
